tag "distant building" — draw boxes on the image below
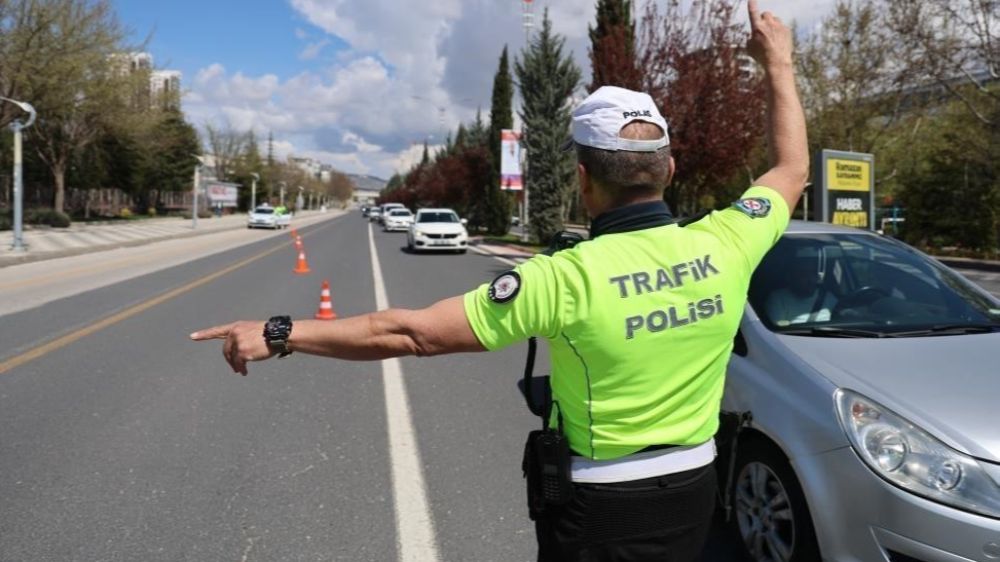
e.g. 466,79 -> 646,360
110,52 -> 182,110
150,69 -> 182,109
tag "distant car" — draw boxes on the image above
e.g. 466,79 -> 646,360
383,208 -> 414,232
367,208 -> 381,222
407,208 -> 468,253
378,202 -> 405,225
715,221 -> 1000,562
247,205 -> 289,230
361,205 -> 370,217
511,215 -> 521,227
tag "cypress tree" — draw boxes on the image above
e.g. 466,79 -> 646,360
420,140 -> 430,166
484,45 -> 515,235
588,0 -> 641,93
515,10 -> 581,243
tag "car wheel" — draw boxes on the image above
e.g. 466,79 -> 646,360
731,440 -> 820,562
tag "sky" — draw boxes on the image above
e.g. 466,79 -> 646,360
114,0 -> 835,180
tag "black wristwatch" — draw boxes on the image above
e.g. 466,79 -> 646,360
263,315 -> 294,358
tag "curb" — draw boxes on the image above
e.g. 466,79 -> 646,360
933,256 -> 1000,274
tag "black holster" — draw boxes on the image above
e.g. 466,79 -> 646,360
521,405 -> 574,520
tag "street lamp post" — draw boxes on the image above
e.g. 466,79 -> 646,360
250,172 -> 259,211
1,97 -> 37,253
279,182 -> 287,207
192,155 -> 205,229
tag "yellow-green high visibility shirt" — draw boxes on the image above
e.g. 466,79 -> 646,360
464,186 -> 789,460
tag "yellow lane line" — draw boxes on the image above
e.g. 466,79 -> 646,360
0,220 -> 336,375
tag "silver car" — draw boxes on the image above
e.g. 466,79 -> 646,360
717,221 -> 1000,562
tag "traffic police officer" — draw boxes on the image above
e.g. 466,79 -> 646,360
191,2 -> 807,559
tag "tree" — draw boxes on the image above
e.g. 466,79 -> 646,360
515,10 -> 581,243
588,0 -> 642,92
14,0 -> 131,214
204,123 -> 248,182
638,0 -> 765,214
797,2 -> 916,159
485,45 -> 515,235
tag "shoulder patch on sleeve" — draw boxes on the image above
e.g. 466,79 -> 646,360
488,271 -> 521,304
732,197 -> 772,218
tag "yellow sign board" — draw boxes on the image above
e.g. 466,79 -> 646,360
827,158 -> 871,192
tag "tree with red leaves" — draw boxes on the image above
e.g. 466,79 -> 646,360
589,0 -> 643,93
638,0 -> 765,214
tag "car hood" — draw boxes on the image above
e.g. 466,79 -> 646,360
413,223 -> 465,234
778,332 -> 1000,462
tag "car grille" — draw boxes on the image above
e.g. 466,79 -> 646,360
426,233 -> 459,239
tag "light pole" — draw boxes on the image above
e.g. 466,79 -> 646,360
250,172 -> 259,212
296,186 -> 304,212
192,155 -> 205,229
279,182 -> 287,207
1,97 -> 37,253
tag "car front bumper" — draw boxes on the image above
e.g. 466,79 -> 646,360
248,219 -> 277,228
797,446 -> 1000,562
411,232 -> 467,250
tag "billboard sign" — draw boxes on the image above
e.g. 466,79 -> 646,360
205,182 -> 239,207
500,129 -> 523,191
817,150 -> 874,230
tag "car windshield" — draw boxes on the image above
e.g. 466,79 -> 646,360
418,212 -> 459,223
390,210 -> 411,216
253,208 -> 274,215
749,233 -> 1000,337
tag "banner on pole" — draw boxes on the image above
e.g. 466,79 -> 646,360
500,129 -> 523,191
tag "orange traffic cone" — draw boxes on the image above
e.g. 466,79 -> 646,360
289,227 -> 298,239
293,249 -> 312,275
314,280 -> 338,320
294,235 -> 303,251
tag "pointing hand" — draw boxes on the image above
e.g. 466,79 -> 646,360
190,321 -> 273,376
747,0 -> 794,70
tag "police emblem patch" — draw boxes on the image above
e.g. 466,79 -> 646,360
488,271 -> 521,303
733,197 -> 771,218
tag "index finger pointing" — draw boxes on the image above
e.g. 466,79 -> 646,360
748,0 -> 761,26
190,323 -> 235,341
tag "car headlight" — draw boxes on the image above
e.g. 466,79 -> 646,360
836,389 -> 1000,518
413,229 -> 424,237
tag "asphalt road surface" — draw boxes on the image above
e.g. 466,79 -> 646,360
0,212 -> 751,562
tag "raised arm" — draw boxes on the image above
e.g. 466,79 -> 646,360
747,0 -> 809,214
190,295 -> 486,375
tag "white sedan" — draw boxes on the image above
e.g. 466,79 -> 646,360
407,208 -> 468,253
247,205 -> 290,229
383,208 -> 414,232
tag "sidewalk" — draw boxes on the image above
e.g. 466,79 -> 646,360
0,211 -> 326,268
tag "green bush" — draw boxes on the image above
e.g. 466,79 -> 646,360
0,213 -> 10,231
25,208 -> 71,228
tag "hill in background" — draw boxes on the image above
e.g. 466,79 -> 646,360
347,174 -> 387,193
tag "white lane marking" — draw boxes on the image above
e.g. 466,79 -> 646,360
368,224 -> 440,562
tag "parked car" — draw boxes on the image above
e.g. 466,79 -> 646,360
715,221 -> 1000,562
367,207 -> 381,222
383,208 -> 414,232
407,208 -> 469,253
247,205 -> 290,230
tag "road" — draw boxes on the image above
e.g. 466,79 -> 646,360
0,211 -> 748,562
3,211 -> 997,562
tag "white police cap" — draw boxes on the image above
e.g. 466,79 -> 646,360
569,86 -> 669,152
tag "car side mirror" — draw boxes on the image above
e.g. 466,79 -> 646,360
460,218 -> 468,226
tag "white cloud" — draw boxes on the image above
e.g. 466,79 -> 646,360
299,39 -> 330,60
183,0 -> 836,179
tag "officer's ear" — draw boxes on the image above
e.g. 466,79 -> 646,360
578,162 -> 592,197
666,155 -> 676,187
